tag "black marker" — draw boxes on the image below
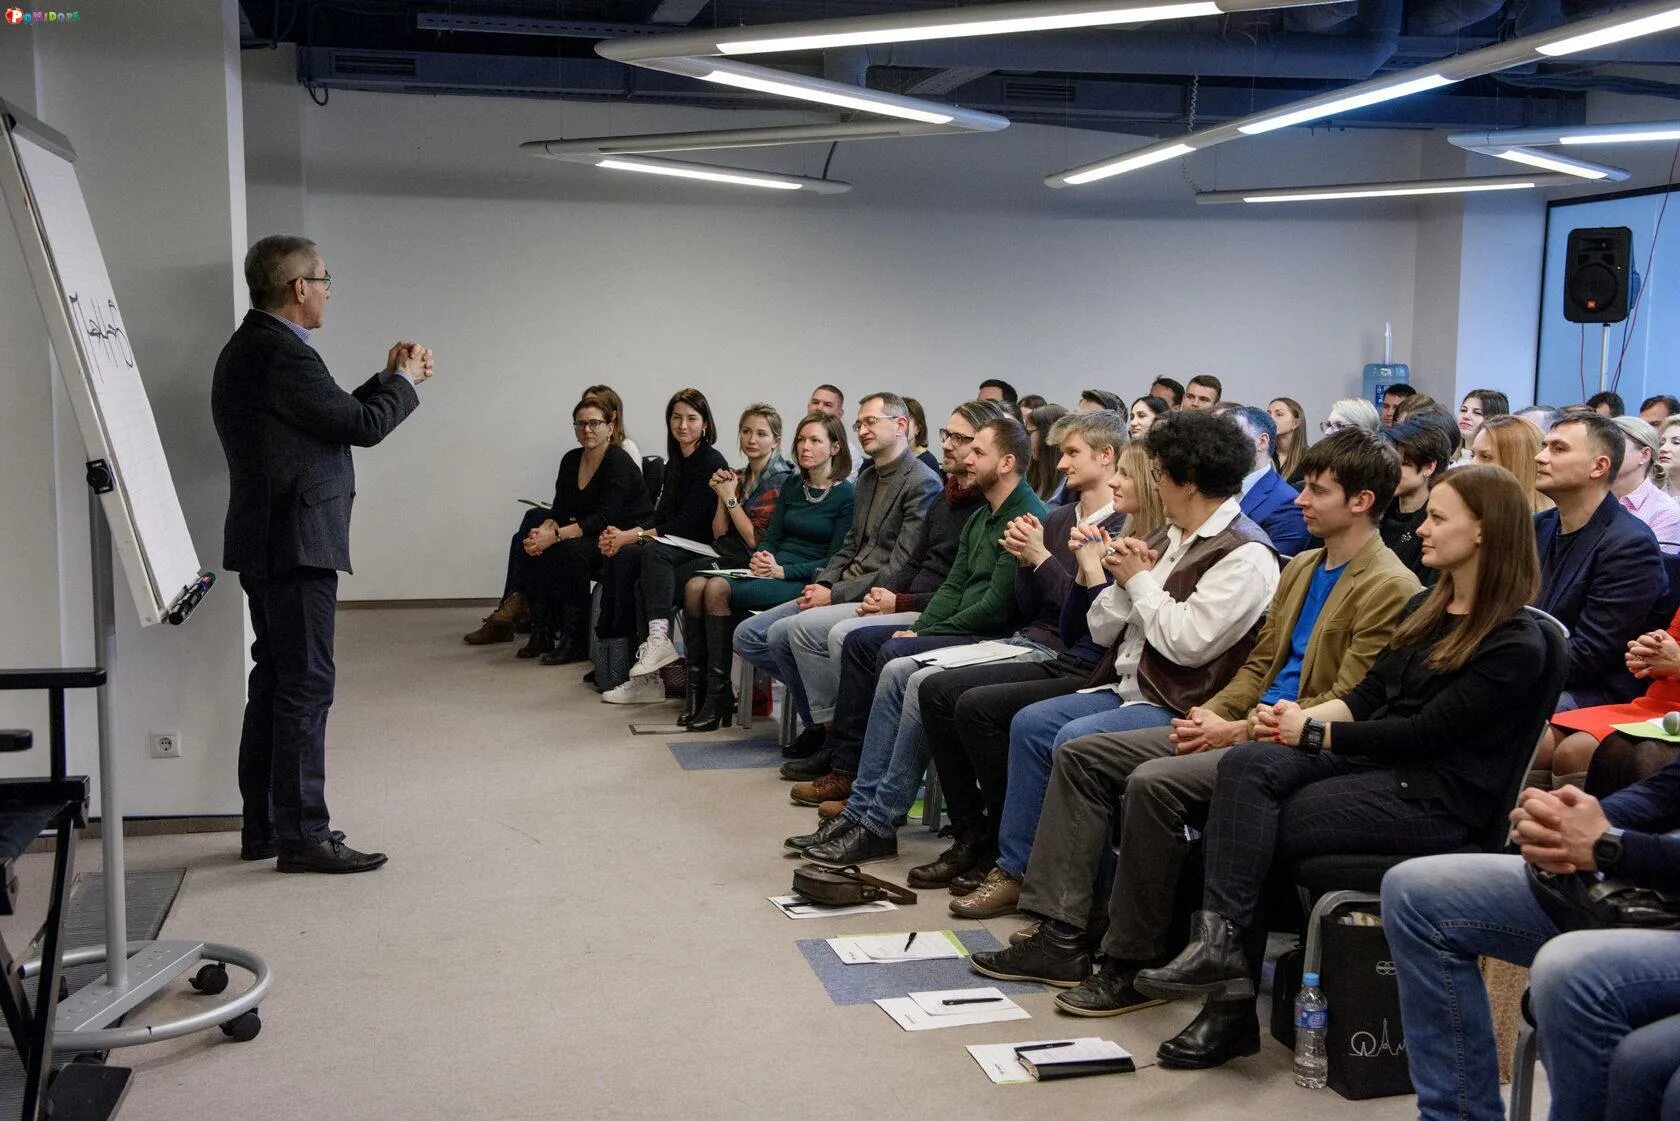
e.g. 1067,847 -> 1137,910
903,932 -> 918,952
942,996 -> 1002,1006
1014,1041 -> 1076,1055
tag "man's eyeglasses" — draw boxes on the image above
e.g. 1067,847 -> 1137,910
853,415 -> 893,433
1322,419 -> 1347,435
938,428 -> 975,446
293,272 -> 332,292
573,419 -> 609,431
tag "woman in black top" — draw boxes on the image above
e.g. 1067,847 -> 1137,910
596,389 -> 729,700
1133,465 -> 1546,1063
509,394 -> 653,664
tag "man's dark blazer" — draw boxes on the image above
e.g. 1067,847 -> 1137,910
1240,467 -> 1310,558
212,310 -> 419,577
1535,490 -> 1668,707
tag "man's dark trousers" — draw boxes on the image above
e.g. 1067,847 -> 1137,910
239,567 -> 338,848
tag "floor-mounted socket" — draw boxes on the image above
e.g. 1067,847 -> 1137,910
149,731 -> 182,759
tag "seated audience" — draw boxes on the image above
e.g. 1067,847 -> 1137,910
1183,375 -> 1222,412
968,432 -> 1416,1045
1025,403 -> 1071,500
1150,377 -> 1185,410
1323,397 -> 1381,436
949,411 -> 1279,919
1133,465 -> 1546,1068
594,389 -> 730,702
1534,413 -> 1669,709
1470,414 -> 1550,513
1519,403 -> 1563,433
1662,415 -> 1680,499
486,393 -> 654,662
1267,397 -> 1310,487
1383,751 -> 1680,1121
1380,383 -> 1416,426
1611,414 -> 1680,554
1642,393 -> 1679,425
1457,388 -> 1511,447
677,414 -> 850,731
1589,389 -> 1626,417
465,384 -> 637,645
1018,393 -> 1047,412
1079,389 -> 1124,413
788,418 -> 1048,866
978,378 -> 1017,405
732,393 -> 943,750
1381,416 -> 1453,586
1129,395 -> 1170,440
1538,607 -> 1680,788
1229,405 -> 1309,558
903,397 -> 941,476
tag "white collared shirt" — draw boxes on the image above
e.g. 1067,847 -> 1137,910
1084,497 -> 1279,703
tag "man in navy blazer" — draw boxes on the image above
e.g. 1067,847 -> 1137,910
1229,405 -> 1310,558
1535,413 -> 1667,710
212,235 -> 429,873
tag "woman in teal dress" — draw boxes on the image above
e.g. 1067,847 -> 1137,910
681,413 -> 855,731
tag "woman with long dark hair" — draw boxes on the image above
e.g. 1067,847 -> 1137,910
1133,465 -> 1545,1067
1268,397 -> 1309,486
1026,403 -> 1070,501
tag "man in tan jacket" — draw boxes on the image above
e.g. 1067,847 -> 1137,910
970,429 -> 1420,1065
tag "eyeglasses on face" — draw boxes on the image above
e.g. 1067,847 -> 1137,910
293,272 -> 331,291
854,414 -> 899,433
938,428 -> 975,446
1149,462 -> 1165,483
573,419 -> 609,431
1322,419 -> 1347,434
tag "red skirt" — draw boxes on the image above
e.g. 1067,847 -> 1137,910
1551,609 -> 1680,741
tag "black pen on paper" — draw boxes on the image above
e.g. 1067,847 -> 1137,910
903,932 -> 918,952
1014,1041 -> 1076,1055
941,996 -> 1002,1006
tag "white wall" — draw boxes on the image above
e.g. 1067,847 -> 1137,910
245,64 -> 1447,600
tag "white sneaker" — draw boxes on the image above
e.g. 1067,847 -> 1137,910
601,674 -> 666,705
629,634 -> 681,677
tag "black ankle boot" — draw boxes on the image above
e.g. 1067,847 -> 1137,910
1133,911 -> 1254,1000
677,612 -> 707,726
686,616 -> 738,732
519,599 -> 555,660
546,601 -> 590,664
1156,996 -> 1261,1070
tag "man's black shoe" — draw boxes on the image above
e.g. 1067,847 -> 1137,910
948,864 -> 988,895
781,724 -> 828,760
1156,997 -> 1261,1070
907,836 -> 992,888
1134,910 -> 1254,1000
969,924 -> 1090,988
804,824 -> 896,867
1055,963 -> 1168,1017
276,834 -> 387,874
784,814 -> 855,853
242,827 -> 344,861
779,747 -> 832,781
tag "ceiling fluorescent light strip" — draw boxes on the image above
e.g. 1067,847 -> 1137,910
1561,127 -> 1680,145
596,157 -> 804,189
1489,147 -> 1610,180
1196,174 -> 1574,204
1050,0 -> 1680,188
1062,143 -> 1195,185
697,69 -> 956,125
1444,127 -> 1634,180
1246,182 -> 1540,202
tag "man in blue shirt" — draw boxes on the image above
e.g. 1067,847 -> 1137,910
1229,405 -> 1309,558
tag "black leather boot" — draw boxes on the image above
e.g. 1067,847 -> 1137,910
677,612 -> 707,726
907,823 -> 993,888
1156,995 -> 1262,1070
541,600 -> 589,664
1134,911 -> 1254,1000
686,616 -> 738,732
969,921 -> 1091,987
520,598 -> 555,660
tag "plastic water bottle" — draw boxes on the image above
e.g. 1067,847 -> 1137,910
1294,972 -> 1329,1089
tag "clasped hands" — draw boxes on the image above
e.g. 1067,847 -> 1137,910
749,550 -> 785,580
1168,705 -> 1250,755
709,468 -> 741,504
384,340 -> 434,383
1069,525 -> 1156,584
597,526 -> 641,557
1509,786 -> 1613,874
1626,628 -> 1680,680
1000,514 -> 1050,568
856,587 -> 897,616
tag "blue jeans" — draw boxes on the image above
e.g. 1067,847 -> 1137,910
1610,1013 -> 1680,1121
733,601 -> 804,720
734,600 -> 919,727
993,690 -> 1172,878
1383,853 -> 1680,1121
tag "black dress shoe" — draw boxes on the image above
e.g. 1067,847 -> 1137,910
1134,911 -> 1254,1000
782,724 -> 828,760
779,747 -> 832,782
948,864 -> 988,895
804,824 -> 897,867
1055,963 -> 1168,1017
1156,997 -> 1261,1070
969,924 -> 1090,988
908,836 -> 993,888
785,815 -> 855,853
276,835 -> 388,874
240,837 -> 275,861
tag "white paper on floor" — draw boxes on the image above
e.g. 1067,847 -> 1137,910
828,930 -> 967,963
769,895 -> 898,919
876,987 -> 1029,1031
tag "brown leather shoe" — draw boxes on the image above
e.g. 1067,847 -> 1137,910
949,867 -> 1022,919
817,799 -> 845,820
791,771 -> 852,807
464,593 -> 528,645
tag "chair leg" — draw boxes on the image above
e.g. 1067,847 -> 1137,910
1508,1019 -> 1538,1121
736,661 -> 754,733
921,759 -> 942,831
22,811 -> 78,1121
777,682 -> 797,747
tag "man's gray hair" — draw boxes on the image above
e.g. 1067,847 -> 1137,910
244,234 -> 318,312
1056,408 -> 1129,459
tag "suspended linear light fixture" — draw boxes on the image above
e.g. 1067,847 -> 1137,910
1196,174 -> 1578,204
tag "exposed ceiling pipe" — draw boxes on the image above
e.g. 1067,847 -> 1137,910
1283,1 -> 1361,32
1407,0 -> 1506,36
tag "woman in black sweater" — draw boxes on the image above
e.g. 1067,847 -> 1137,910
1132,465 -> 1546,1065
511,394 -> 653,664
595,388 -> 729,701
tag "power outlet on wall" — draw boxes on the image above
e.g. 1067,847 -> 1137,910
149,731 -> 182,759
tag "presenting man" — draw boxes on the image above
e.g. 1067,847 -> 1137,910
213,235 -> 429,873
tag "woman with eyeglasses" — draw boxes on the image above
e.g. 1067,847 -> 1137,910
1321,397 -> 1381,438
496,393 -> 655,663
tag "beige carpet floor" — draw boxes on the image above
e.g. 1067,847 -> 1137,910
2,606 -> 1548,1119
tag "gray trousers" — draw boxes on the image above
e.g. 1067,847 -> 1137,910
1017,725 -> 1228,963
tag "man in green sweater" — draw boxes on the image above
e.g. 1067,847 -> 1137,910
799,417 -> 1048,867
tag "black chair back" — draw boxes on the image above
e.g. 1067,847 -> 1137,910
1473,606 -> 1570,851
1646,553 -> 1680,634
640,455 -> 665,507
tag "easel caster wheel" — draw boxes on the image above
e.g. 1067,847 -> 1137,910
219,1010 -> 260,1042
189,963 -> 229,995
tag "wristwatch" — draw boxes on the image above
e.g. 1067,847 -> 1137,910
1593,827 -> 1626,873
725,498 -> 740,509
1299,718 -> 1326,756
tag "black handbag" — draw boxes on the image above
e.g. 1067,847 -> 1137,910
1527,865 -> 1680,933
791,864 -> 917,907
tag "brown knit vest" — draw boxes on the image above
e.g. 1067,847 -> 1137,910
1085,513 -> 1276,715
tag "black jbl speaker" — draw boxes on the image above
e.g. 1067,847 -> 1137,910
1563,226 -> 1633,324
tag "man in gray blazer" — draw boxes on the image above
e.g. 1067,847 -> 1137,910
212,235 -> 429,873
